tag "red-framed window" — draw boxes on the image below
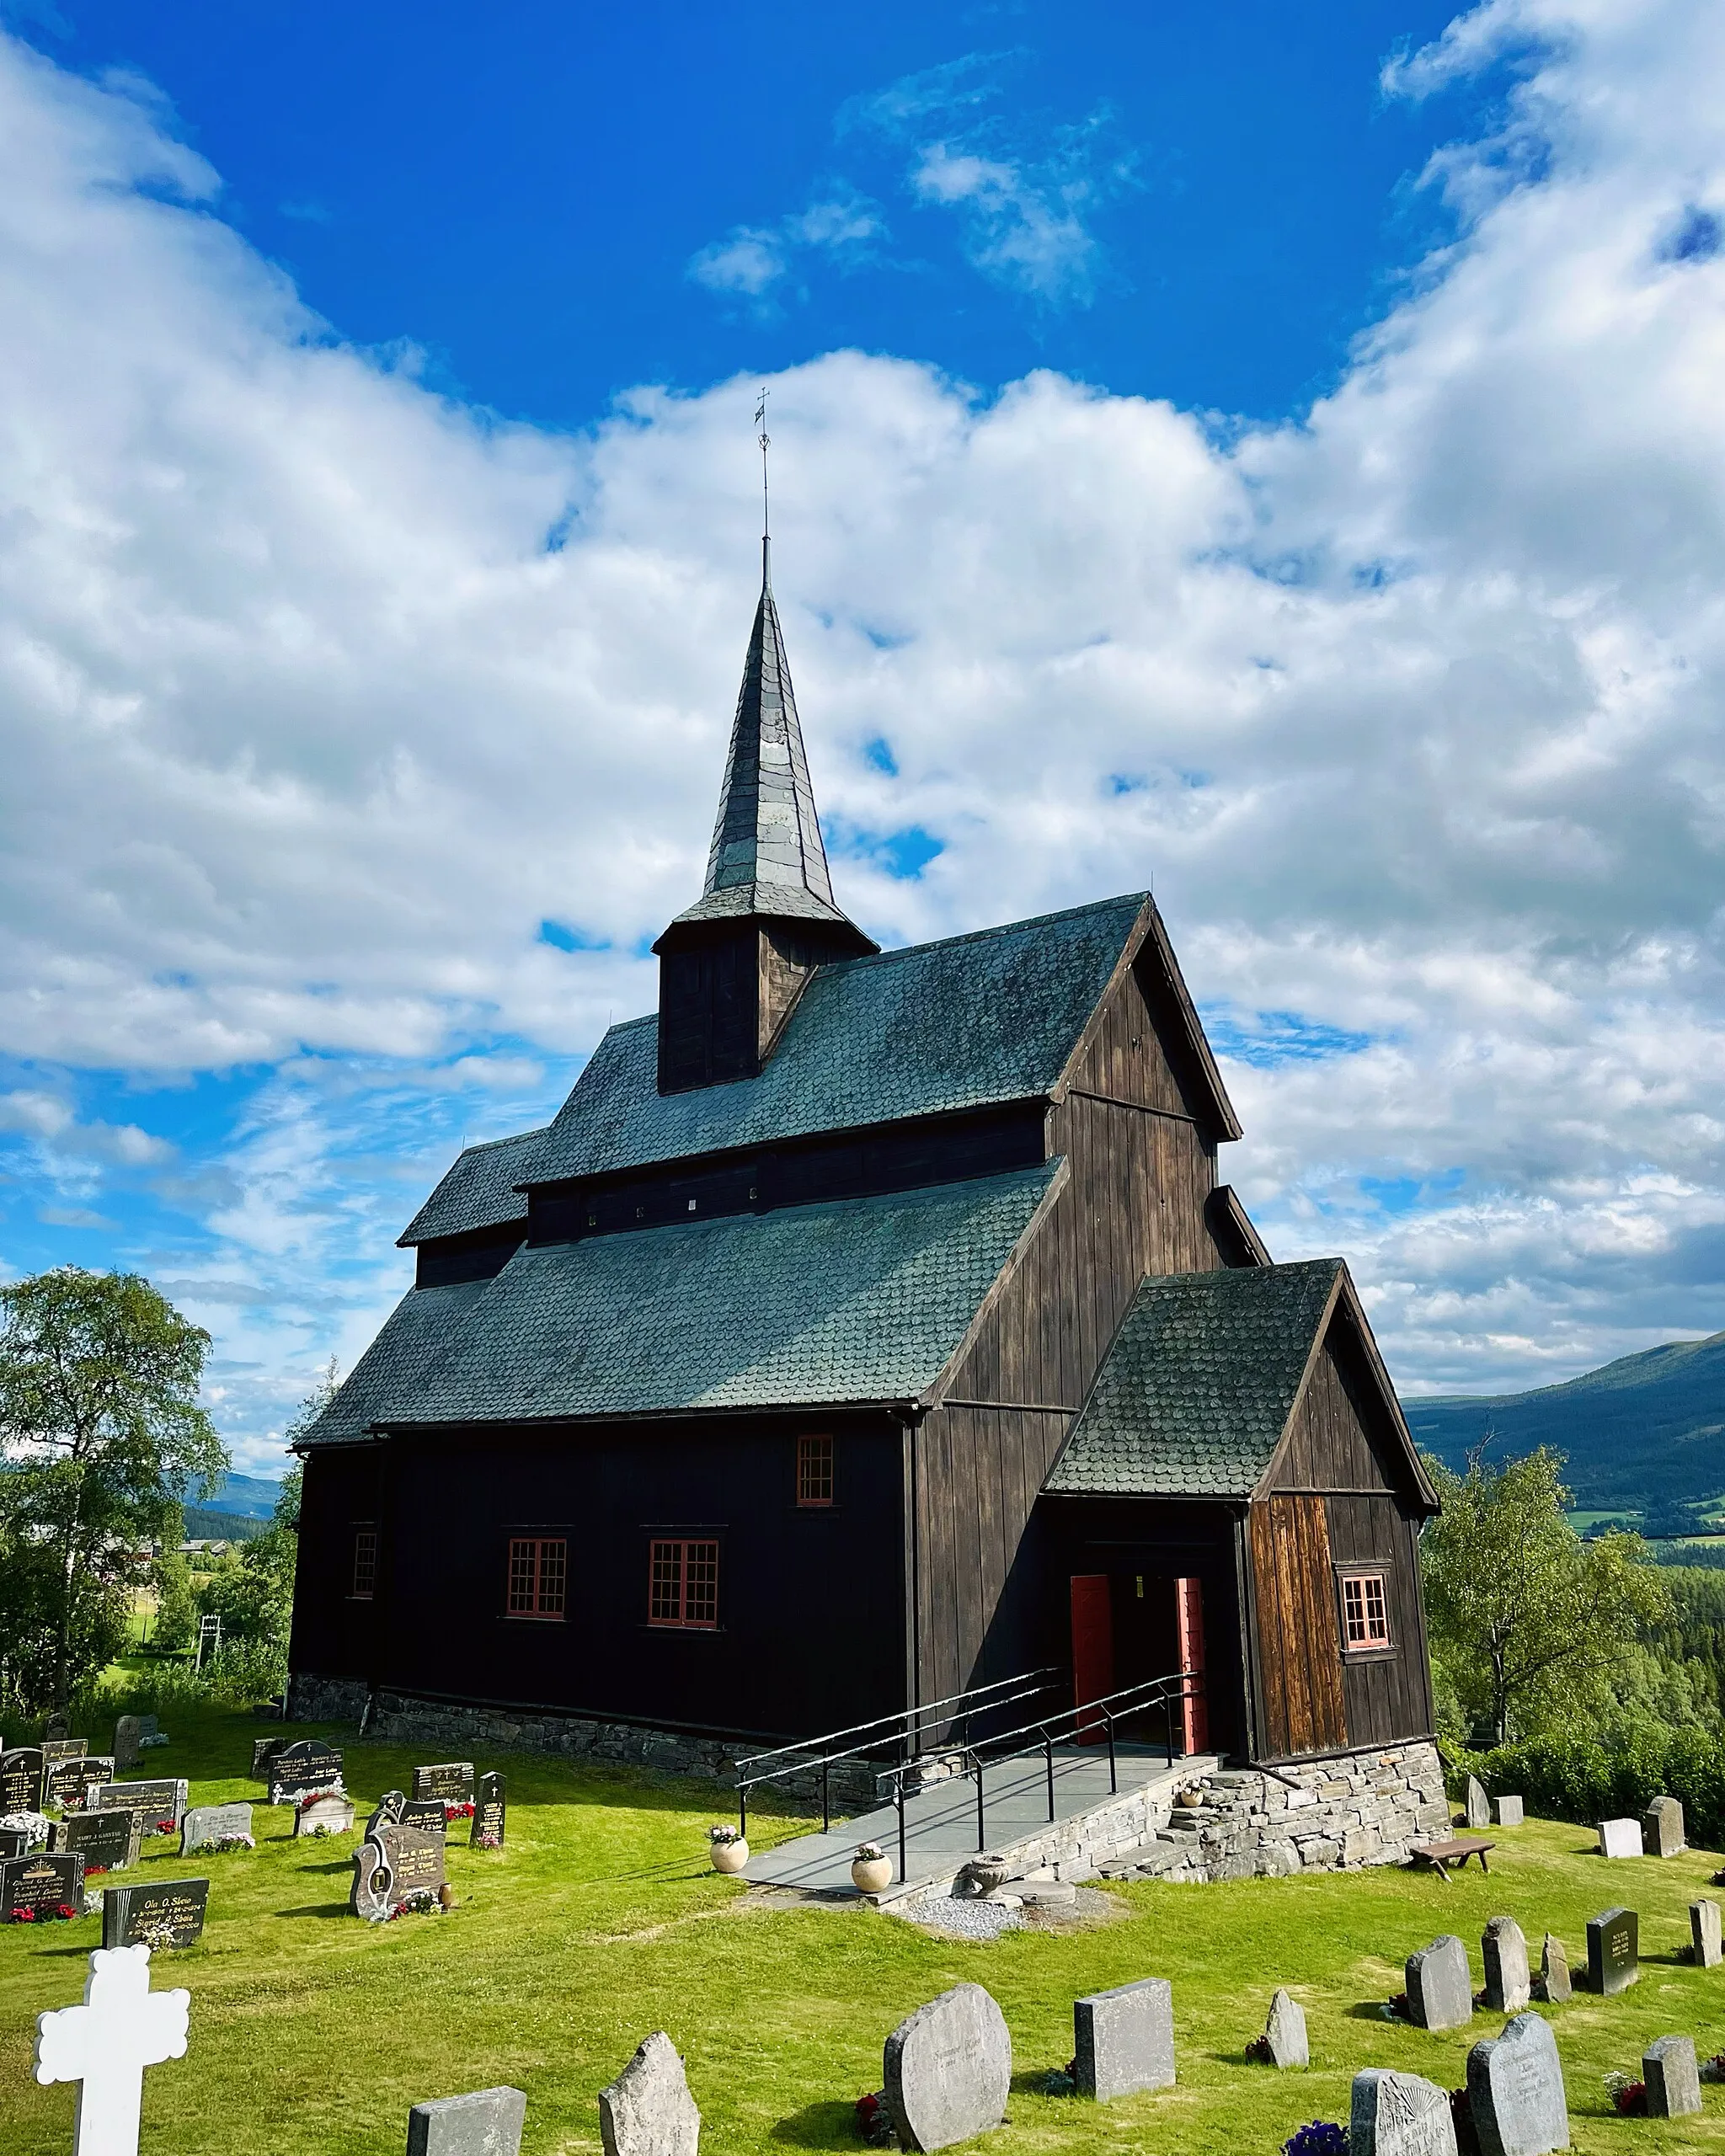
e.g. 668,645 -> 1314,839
506,1537 -> 567,1619
648,1539 -> 719,1629
1340,1571 -> 1391,1649
797,1433 -> 835,1508
351,1528 -> 377,1599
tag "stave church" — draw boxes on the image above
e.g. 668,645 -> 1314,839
288,542 -> 1439,1774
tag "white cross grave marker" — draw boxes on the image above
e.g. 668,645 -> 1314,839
33,1945 -> 190,2156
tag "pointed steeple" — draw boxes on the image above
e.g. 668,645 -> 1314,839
654,544 -> 876,1094
670,544 -> 856,932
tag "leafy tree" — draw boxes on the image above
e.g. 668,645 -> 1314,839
0,1267 -> 228,1707
0,1502 -> 129,1720
149,1547 -> 200,1653
1422,1445 -> 1671,1744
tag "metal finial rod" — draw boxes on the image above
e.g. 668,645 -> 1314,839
755,386 -> 771,580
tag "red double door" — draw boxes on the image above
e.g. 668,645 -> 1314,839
1070,1571 -> 1209,1752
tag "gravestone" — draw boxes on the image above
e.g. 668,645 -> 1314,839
1465,2010 -> 1568,2156
43,1710 -> 69,1740
1535,1935 -> 1571,2004
413,1762 -> 475,1806
113,1716 -> 143,1771
33,1944 -> 191,2154
408,2086 -> 528,2156
137,1716 -> 159,1742
102,1877 -> 210,1951
366,1790 -> 409,1839
402,1801 -> 450,1838
91,1779 -> 190,1833
251,1736 -> 288,1777
267,1740 -> 344,1803
1642,2035 -> 1701,2119
351,1823 -> 446,1920
1482,1916 -> 1531,2013
471,1772 -> 506,1849
1596,1817 -> 1640,1859
1690,1897 -> 1722,1969
1465,1777 -> 1491,1830
0,1826 -> 29,1860
2,1849 -> 84,1920
1261,1987 -> 1308,2068
1350,2068 -> 1460,2156
1585,1907 -> 1637,1995
1406,1935 -> 1473,2031
598,2032 -> 700,2156
55,1808 -> 142,1875
1494,1796 -> 1525,1828
0,1746 -> 45,1812
42,1737 -> 88,1766
883,1983 -> 1012,2152
181,1802 -> 254,1855
1072,1975 -> 1174,2101
295,1794 -> 355,1838
48,1755 -> 115,1811
1642,1796 -> 1684,1857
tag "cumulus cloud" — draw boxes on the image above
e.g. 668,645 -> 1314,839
0,5 -> 1722,1457
686,189 -> 886,309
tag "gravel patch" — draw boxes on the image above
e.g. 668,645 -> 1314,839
915,1895 -> 1023,1940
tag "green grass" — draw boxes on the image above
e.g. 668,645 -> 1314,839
6,1710 -> 1725,2153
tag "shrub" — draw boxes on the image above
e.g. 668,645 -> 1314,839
1460,1717 -> 1725,1847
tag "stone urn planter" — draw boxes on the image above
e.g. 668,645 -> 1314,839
962,1852 -> 1011,1897
708,1831 -> 749,1875
852,1848 -> 893,1895
1176,1788 -> 1204,1810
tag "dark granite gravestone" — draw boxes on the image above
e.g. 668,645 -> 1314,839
251,1736 -> 288,1778
52,1807 -> 141,1874
137,1716 -> 160,1742
1350,2068 -> 1460,2156
46,1755 -> 114,1811
598,2034 -> 700,2156
413,1763 -> 475,1806
0,1828 -> 28,1860
1585,1908 -> 1637,1995
351,1822 -> 446,1919
1465,2010 -> 1568,2156
267,1741 -> 344,1802
181,1802 -> 254,1854
1642,2036 -> 1701,2119
0,1747 -> 45,1812
1406,1935 -> 1473,2031
91,1778 -> 190,1833
0,1850 -> 84,1921
471,1772 -> 506,1849
403,1801 -> 449,1838
40,1737 -> 87,1766
1642,1796 -> 1684,1858
1691,1897 -> 1722,1969
1482,1916 -> 1531,2013
101,1876 -> 209,1951
884,1983 -> 1012,2151
1073,1976 -> 1175,2101
366,1790 -> 409,1839
407,2085 -> 528,2156
1535,1935 -> 1571,2004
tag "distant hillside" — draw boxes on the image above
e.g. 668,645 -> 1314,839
183,1507 -> 269,1544
1402,1330 -> 1725,1511
182,1470 -> 283,1521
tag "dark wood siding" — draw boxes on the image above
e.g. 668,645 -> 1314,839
1248,1495 -> 1348,1758
1272,1326 -> 1411,1498
1325,1497 -> 1435,1748
289,1445 -> 384,1684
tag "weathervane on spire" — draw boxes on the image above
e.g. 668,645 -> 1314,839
755,385 -> 771,580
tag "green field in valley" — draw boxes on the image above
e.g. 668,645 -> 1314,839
5,1709 -> 1725,2153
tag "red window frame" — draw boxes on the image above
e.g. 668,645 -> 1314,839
506,1536 -> 567,1620
796,1433 -> 835,1508
1340,1570 -> 1391,1650
648,1539 -> 719,1629
351,1528 -> 377,1599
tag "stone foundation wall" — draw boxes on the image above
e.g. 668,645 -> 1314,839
1096,1741 -> 1450,1886
283,1671 -> 878,1811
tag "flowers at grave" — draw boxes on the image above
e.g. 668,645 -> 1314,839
387,1890 -> 442,1919
1042,2059 -> 1077,2095
1245,2036 -> 1274,2064
0,1812 -> 51,1852
1701,2052 -> 1725,2084
1281,2125 -> 1347,2156
1379,1991 -> 1412,2022
10,1906 -> 36,1922
54,1903 -> 76,1920
708,1823 -> 741,1847
852,2091 -> 897,2147
444,1800 -> 475,1821
83,1865 -> 108,1877
151,1817 -> 175,1837
208,1833 -> 254,1853
472,1829 -> 502,1849
1605,2071 -> 1647,2116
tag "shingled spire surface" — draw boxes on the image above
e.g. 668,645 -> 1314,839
672,548 -> 853,929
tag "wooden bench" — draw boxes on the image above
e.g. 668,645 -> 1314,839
1409,1837 -> 1495,1881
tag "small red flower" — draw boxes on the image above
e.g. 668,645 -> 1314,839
155,1818 -> 174,1834
14,1907 -> 36,1922
55,1903 -> 74,1920
1614,2081 -> 1648,2117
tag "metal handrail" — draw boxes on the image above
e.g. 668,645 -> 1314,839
734,1667 -> 1060,1838
877,1667 -> 1205,1881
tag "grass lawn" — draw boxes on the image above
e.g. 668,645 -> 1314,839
5,1710 -> 1725,2153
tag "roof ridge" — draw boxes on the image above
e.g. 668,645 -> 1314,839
456,1124 -> 549,1155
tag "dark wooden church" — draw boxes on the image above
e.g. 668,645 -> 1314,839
290,551 -> 1439,1769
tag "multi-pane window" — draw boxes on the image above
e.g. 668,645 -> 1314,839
1341,1571 -> 1391,1649
506,1536 -> 567,1619
351,1528 -> 377,1599
797,1433 -> 835,1507
648,1539 -> 719,1629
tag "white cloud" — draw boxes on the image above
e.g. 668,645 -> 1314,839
0,5 -> 1722,1439
687,189 -> 884,307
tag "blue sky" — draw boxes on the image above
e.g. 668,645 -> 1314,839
1,0 -> 1722,1473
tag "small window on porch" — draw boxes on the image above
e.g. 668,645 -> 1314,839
796,1433 -> 835,1508
1340,1570 -> 1391,1650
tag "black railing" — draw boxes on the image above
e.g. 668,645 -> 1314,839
877,1667 -> 1204,1881
734,1668 -> 1060,1839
